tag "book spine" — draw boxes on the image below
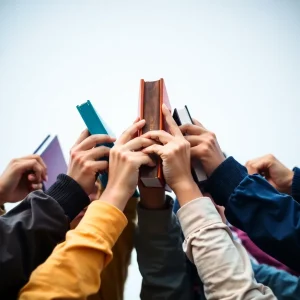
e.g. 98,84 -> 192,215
139,80 -> 163,187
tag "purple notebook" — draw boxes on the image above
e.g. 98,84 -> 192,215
34,135 -> 67,190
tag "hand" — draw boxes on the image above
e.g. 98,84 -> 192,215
179,119 -> 225,176
67,130 -> 115,195
246,154 -> 294,194
102,119 -> 156,210
0,155 -> 47,204
142,104 -> 201,205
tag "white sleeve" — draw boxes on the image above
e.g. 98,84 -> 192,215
177,197 -> 276,300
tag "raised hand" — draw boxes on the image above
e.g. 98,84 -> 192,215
246,154 -> 294,194
179,119 -> 225,177
142,104 -> 201,205
0,155 -> 47,204
67,129 -> 115,195
102,119 -> 156,210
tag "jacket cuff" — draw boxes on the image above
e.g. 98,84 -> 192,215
46,174 -> 90,221
206,157 -> 248,206
137,196 -> 174,234
292,167 -> 300,202
177,197 -> 223,238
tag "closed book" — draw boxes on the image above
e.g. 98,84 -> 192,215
173,106 -> 207,187
138,78 -> 171,188
34,135 -> 67,190
77,100 -> 139,196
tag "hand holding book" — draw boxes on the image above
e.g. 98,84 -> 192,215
179,120 -> 225,177
142,104 -> 202,206
102,119 -> 156,211
67,129 -> 115,195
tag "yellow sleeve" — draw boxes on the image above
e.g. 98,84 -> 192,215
18,201 -> 128,300
97,197 -> 138,300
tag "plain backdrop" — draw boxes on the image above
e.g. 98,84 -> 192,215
1,0 -> 300,299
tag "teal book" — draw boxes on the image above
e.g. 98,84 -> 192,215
76,100 -> 139,197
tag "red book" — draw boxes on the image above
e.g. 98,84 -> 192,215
138,78 -> 171,188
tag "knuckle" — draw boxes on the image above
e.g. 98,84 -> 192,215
82,161 -> 91,172
267,154 -> 275,161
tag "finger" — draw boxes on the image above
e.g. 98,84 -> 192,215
90,160 -> 109,173
20,155 -> 47,180
31,183 -> 43,190
246,159 -> 269,175
122,137 -> 156,151
179,124 -> 207,136
133,117 -> 140,124
116,120 -> 146,146
134,152 -> 156,167
20,155 -> 47,172
73,129 -> 90,147
142,144 -> 164,157
20,160 -> 43,183
142,130 -> 173,145
185,135 -> 203,147
162,103 -> 182,137
86,146 -> 111,160
76,134 -> 116,151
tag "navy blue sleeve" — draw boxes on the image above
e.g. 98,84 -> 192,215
207,157 -> 300,273
292,167 -> 300,203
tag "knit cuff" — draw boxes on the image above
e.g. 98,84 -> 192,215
46,174 -> 90,221
206,157 -> 248,206
292,167 -> 300,203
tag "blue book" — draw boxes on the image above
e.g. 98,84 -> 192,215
77,100 -> 139,197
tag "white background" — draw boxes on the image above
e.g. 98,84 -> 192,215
1,1 -> 300,299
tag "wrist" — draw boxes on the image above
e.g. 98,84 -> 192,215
173,180 -> 202,206
100,187 -> 129,211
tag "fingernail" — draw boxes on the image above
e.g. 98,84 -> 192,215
45,175 -> 48,181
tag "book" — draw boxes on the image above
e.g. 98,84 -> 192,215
173,105 -> 207,187
34,135 -> 67,190
77,100 -> 139,196
76,100 -> 115,150
138,78 -> 171,188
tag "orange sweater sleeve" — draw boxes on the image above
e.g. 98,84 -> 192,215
18,201 -> 128,300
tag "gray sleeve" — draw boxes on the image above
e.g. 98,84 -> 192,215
135,197 -> 194,300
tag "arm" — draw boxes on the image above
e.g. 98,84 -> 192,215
292,167 -> 300,203
0,174 -> 90,299
136,196 -> 194,300
177,197 -> 275,300
98,196 -> 138,300
252,262 -> 300,300
19,200 -> 127,300
207,157 -> 300,272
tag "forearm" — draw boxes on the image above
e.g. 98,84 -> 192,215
207,157 -> 300,272
178,197 -> 275,300
136,197 -> 193,300
19,201 -> 127,300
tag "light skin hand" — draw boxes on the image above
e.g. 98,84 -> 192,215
142,104 -> 202,207
67,129 -> 116,195
0,155 -> 47,205
246,154 -> 294,194
179,119 -> 225,177
101,119 -> 156,211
